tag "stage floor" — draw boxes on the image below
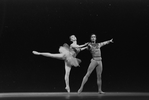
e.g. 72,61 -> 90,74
0,92 -> 148,100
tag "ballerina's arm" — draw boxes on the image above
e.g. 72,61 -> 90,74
71,42 -> 88,48
80,46 -> 88,51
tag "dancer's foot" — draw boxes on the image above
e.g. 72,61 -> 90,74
32,51 -> 40,55
77,88 -> 83,93
98,90 -> 105,94
65,86 -> 70,93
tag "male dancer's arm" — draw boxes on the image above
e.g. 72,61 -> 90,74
80,42 -> 91,51
99,39 -> 113,47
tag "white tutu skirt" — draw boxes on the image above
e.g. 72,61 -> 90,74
59,45 -> 81,67
65,56 -> 81,67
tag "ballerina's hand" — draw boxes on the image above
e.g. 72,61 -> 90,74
85,42 -> 89,45
32,51 -> 40,55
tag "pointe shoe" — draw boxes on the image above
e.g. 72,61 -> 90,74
65,87 -> 70,93
32,51 -> 40,55
67,89 -> 70,93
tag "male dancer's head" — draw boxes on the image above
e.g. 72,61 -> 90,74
70,35 -> 77,42
91,34 -> 96,43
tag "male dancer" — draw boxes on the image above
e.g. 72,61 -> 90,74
78,34 -> 113,94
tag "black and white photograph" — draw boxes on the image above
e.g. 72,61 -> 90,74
0,0 -> 149,100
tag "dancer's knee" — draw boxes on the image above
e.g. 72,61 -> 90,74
97,79 -> 101,85
85,73 -> 90,79
97,74 -> 101,79
65,73 -> 70,80
97,75 -> 101,83
65,75 -> 68,80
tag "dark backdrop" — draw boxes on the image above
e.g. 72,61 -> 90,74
0,0 -> 148,92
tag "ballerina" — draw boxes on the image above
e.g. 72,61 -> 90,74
33,35 -> 88,93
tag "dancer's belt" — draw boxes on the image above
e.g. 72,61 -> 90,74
93,56 -> 102,61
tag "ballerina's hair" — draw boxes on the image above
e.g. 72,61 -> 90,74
70,35 -> 76,39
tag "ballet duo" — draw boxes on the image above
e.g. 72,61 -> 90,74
33,34 -> 113,94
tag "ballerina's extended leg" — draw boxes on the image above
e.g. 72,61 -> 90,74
33,51 -> 64,59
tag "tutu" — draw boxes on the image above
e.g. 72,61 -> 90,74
65,56 -> 81,67
59,44 -> 81,67
59,46 -> 70,55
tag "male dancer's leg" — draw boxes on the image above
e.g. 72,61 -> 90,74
78,59 -> 97,93
96,61 -> 104,93
64,62 -> 71,93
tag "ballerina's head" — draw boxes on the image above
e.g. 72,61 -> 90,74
70,35 -> 77,42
